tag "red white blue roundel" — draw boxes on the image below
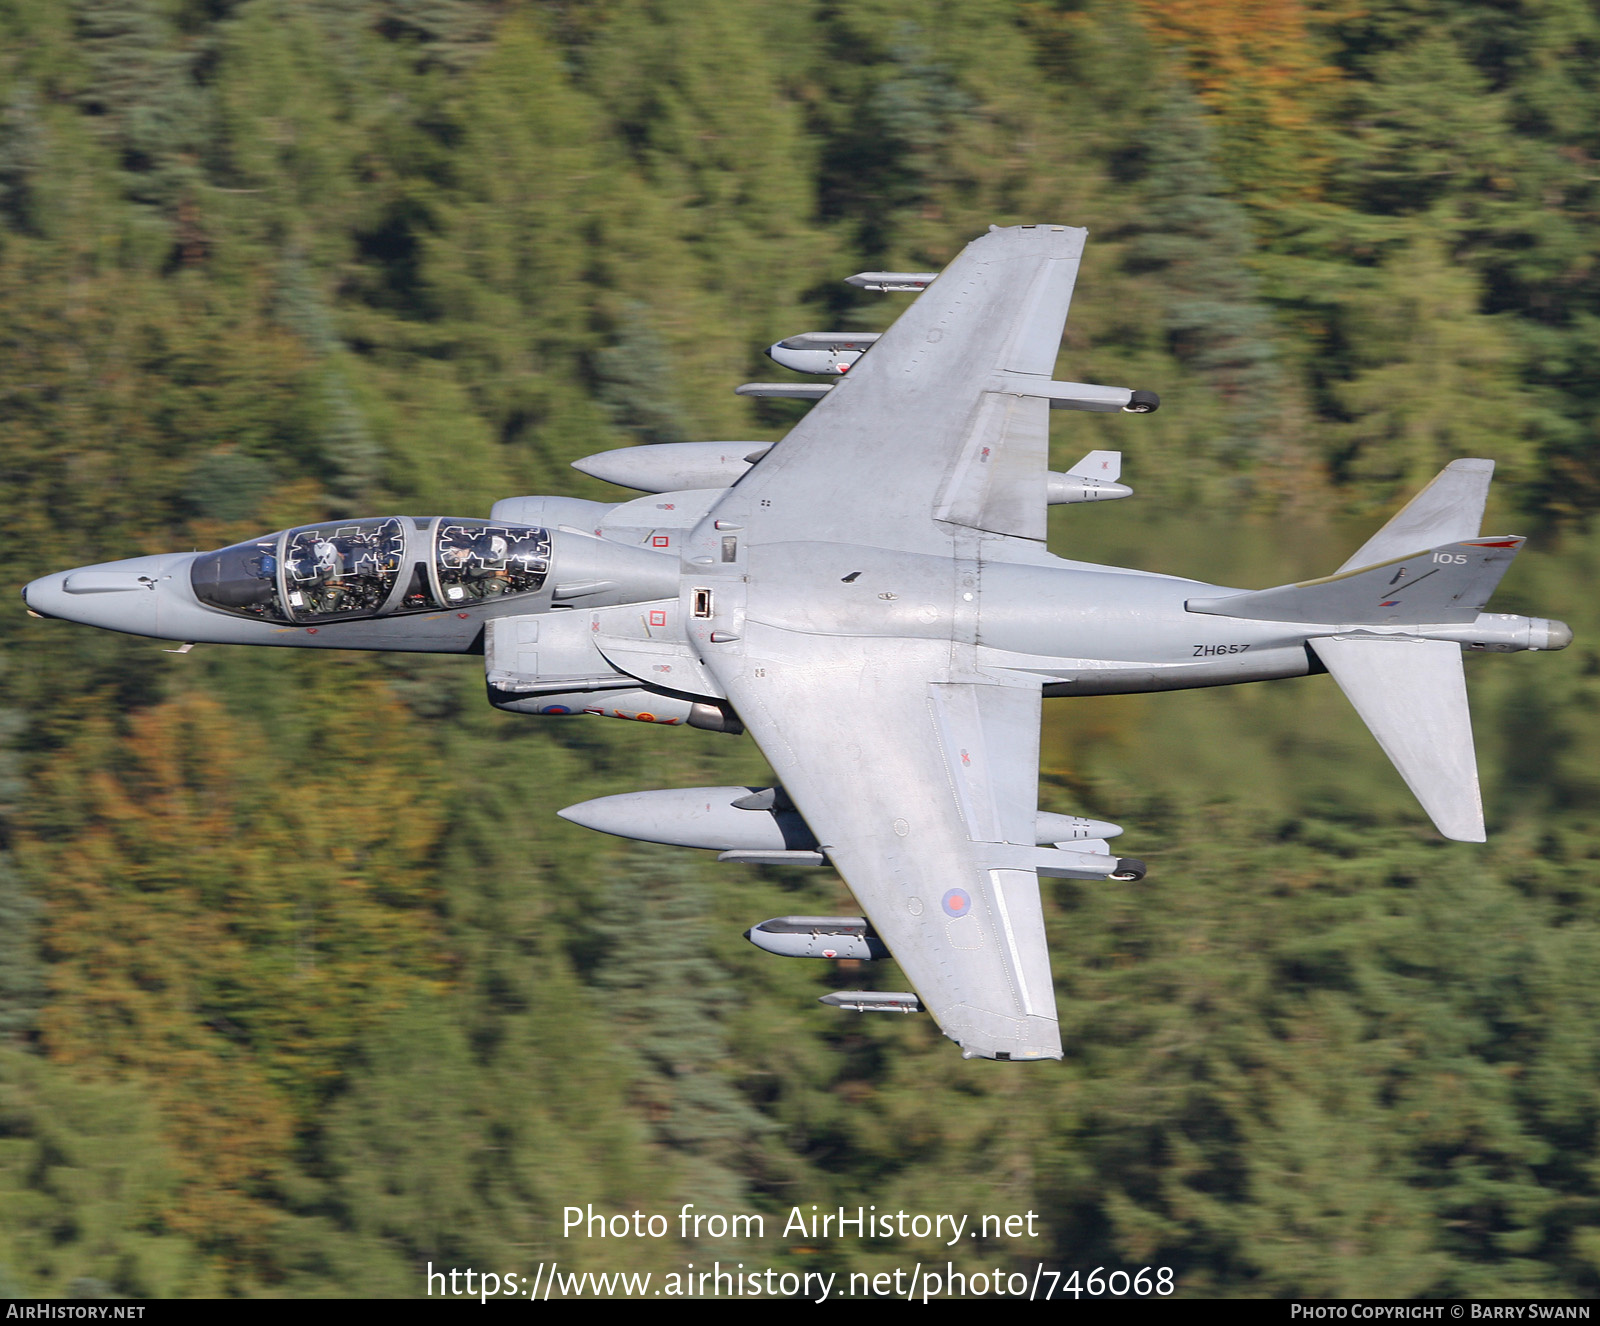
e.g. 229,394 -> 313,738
942,888 -> 972,918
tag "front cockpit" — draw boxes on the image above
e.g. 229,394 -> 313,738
189,517 -> 552,625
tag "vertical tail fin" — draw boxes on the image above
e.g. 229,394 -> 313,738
1187,459 -> 1546,842
1336,458 -> 1493,573
1316,459 -> 1494,840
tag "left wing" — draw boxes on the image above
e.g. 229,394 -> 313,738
707,625 -> 1066,1060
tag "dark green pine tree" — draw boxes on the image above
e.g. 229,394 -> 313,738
0,858 -> 40,1046
0,84 -> 47,238
0,692 -> 38,1044
274,251 -> 382,512
590,845 -> 769,1216
74,0 -> 206,218
373,0 -> 498,70
1123,83 -> 1285,469
593,307 -> 695,448
817,23 -> 978,258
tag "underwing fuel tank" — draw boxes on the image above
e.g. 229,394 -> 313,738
557,787 -> 1126,855
569,441 -> 772,494
766,332 -> 881,375
556,785 -> 817,851
746,917 -> 889,960
819,991 -> 922,1014
488,686 -> 741,730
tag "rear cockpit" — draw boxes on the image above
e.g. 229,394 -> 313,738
435,521 -> 551,604
190,518 -> 552,624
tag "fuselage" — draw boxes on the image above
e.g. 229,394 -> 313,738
22,506 -> 1556,716
19,506 -> 1321,707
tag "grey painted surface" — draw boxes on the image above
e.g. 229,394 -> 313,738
23,224 -> 1572,1062
1311,636 -> 1485,842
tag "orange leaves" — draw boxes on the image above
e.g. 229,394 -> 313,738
20,685 -> 452,1256
1130,0 -> 1348,200
1133,0 -> 1344,99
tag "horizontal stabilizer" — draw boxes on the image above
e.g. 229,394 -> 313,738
1310,636 -> 1484,841
1338,459 -> 1493,574
1189,537 -> 1525,626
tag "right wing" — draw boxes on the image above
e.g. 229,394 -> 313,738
714,225 -> 1097,555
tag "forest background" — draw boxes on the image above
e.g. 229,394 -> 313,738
2,0 -> 1599,1299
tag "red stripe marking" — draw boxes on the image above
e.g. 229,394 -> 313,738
1468,540 -> 1521,547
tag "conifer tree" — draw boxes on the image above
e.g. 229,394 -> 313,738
594,308 -> 694,448
591,846 -> 769,1215
1123,83 -> 1285,468
0,85 -> 47,237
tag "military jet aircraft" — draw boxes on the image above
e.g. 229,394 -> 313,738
23,224 -> 1572,1062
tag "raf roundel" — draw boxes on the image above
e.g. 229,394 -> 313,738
942,888 -> 972,919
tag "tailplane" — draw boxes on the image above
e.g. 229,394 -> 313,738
1309,637 -> 1483,841
1186,458 -> 1544,843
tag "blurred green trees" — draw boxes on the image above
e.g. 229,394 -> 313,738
1,0 -> 1598,1298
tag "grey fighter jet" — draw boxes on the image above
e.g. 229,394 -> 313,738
23,224 -> 1571,1062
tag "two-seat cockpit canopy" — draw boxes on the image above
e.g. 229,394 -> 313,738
190,517 -> 552,624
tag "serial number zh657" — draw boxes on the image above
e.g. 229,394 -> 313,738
1192,643 -> 1251,657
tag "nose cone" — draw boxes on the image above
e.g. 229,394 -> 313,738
21,570 -> 73,620
23,553 -> 188,636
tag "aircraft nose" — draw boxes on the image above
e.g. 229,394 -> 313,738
22,554 -> 187,635
21,571 -> 69,620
